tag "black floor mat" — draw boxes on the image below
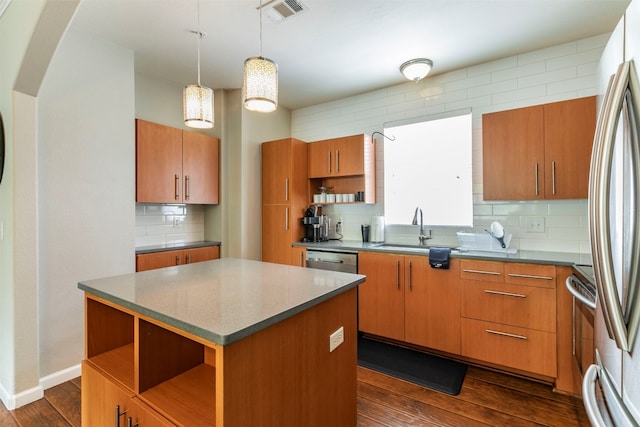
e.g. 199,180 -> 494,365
358,337 -> 467,396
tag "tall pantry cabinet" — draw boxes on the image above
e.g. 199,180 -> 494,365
261,138 -> 308,265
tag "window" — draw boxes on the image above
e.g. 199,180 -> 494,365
383,110 -> 473,227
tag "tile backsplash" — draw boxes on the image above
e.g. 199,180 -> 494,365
292,34 -> 606,255
135,204 -> 205,247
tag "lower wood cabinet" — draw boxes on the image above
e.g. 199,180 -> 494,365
291,246 -> 306,267
136,246 -> 220,272
82,361 -> 174,427
358,252 -> 561,380
460,259 -> 557,378
358,251 -> 461,355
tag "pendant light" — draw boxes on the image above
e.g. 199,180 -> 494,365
242,0 -> 278,113
184,0 -> 214,128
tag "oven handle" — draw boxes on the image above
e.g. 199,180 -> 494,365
565,276 -> 596,310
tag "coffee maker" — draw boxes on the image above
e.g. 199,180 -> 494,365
301,206 -> 329,242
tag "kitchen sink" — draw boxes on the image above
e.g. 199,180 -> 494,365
374,243 -> 460,254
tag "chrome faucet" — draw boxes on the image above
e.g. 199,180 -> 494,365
412,207 -> 432,246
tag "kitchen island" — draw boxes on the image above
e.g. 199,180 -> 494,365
78,258 -> 364,427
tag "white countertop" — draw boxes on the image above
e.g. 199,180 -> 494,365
78,258 -> 365,345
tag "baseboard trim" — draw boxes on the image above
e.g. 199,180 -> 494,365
0,363 -> 81,410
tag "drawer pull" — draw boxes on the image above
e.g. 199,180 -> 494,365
507,273 -> 553,280
484,289 -> 527,298
486,329 -> 528,340
463,269 -> 502,276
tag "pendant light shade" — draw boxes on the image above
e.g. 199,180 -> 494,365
243,56 -> 278,113
400,58 -> 433,82
184,84 -> 214,128
243,0 -> 278,113
184,2 -> 214,129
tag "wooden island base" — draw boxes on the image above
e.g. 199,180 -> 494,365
81,288 -> 358,427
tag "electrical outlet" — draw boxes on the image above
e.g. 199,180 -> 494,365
329,326 -> 344,352
173,217 -> 181,227
526,217 -> 545,233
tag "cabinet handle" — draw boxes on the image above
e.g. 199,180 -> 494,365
327,151 -> 331,174
299,252 -> 304,266
174,174 -> 180,200
507,273 -> 553,281
551,161 -> 556,195
534,163 -> 539,196
176,256 -> 182,265
127,418 -> 139,427
485,329 -> 528,340
285,178 -> 289,201
185,175 -> 190,201
336,150 -> 340,173
115,405 -> 126,427
285,207 -> 289,230
408,261 -> 413,291
186,253 -> 191,264
484,289 -> 527,298
462,269 -> 501,276
396,260 -> 400,289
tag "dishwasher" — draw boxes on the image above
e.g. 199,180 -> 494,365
305,249 -> 358,274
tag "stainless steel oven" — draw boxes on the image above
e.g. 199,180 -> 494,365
566,265 -> 596,378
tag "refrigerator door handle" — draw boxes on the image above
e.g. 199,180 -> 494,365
590,60 -> 640,352
583,351 -> 639,427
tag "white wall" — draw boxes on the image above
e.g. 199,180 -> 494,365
37,29 -> 136,378
292,34 -> 609,254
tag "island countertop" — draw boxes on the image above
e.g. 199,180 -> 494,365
78,257 -> 365,346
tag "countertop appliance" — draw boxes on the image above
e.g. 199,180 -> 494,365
301,206 -> 329,243
305,249 -> 357,274
583,1 -> 640,425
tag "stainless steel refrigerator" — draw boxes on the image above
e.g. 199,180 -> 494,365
584,0 -> 640,425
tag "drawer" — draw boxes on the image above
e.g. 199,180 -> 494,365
504,263 -> 555,288
461,318 -> 557,377
461,281 -> 556,332
460,260 -> 504,283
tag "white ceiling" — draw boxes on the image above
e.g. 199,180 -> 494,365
69,0 -> 630,110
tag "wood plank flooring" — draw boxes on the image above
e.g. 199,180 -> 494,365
1,366 -> 589,426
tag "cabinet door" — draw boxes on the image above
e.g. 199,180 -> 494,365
482,106 -> 545,200
182,131 -> 219,204
262,204 -> 292,264
357,252 -> 405,341
136,250 -> 184,272
136,119 -> 183,203
185,246 -> 220,264
543,96 -> 595,199
308,140 -> 332,178
333,135 -> 365,176
131,398 -> 176,427
404,256 -> 461,354
262,140 -> 293,204
82,361 -> 136,427
291,246 -> 306,267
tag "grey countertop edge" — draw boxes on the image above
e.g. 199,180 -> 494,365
136,240 -> 221,255
78,276 -> 365,346
293,240 -> 591,266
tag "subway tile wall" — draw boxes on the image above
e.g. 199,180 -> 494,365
135,204 -> 205,247
292,34 -> 609,255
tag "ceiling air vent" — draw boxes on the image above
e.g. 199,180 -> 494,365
263,0 -> 308,23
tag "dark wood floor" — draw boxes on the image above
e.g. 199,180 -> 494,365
1,366 -> 589,426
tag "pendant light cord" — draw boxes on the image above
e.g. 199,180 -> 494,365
197,0 -> 202,86
259,0 -> 263,57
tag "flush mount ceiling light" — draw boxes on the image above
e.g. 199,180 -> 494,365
400,58 -> 433,83
184,1 -> 214,129
243,0 -> 278,113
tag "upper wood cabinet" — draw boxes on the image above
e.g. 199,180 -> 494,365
261,138 -> 308,265
307,134 -> 376,204
136,119 -> 219,204
482,96 -> 596,201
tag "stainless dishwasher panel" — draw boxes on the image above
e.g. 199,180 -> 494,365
305,249 -> 358,273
